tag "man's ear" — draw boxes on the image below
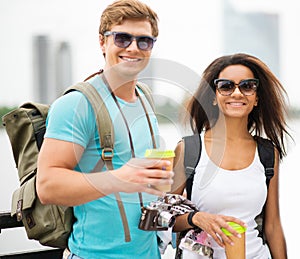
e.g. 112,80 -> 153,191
213,98 -> 217,106
99,34 -> 105,53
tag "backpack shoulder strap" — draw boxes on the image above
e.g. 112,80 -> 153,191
136,81 -> 155,111
63,82 -> 114,159
255,136 -> 275,188
254,136 -> 275,244
182,134 -> 202,200
19,102 -> 50,150
63,82 -> 131,242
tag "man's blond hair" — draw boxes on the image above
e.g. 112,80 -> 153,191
99,0 -> 159,37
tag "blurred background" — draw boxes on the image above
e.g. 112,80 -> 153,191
0,0 -> 299,257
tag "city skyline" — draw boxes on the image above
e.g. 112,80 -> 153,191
0,0 -> 299,109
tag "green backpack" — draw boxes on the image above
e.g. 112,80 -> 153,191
2,80 -> 154,248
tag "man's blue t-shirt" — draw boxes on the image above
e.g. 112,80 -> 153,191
45,75 -> 161,258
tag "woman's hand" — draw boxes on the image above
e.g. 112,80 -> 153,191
192,212 -> 247,247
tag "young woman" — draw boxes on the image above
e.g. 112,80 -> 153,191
172,53 -> 290,258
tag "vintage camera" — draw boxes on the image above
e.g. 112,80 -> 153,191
138,194 -> 197,231
138,200 -> 176,231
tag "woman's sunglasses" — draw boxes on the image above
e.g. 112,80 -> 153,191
104,31 -> 156,51
214,78 -> 259,96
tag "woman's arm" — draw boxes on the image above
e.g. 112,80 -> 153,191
171,140 -> 186,195
171,140 -> 246,247
264,148 -> 288,259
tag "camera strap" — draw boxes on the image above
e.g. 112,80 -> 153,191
102,74 -> 157,242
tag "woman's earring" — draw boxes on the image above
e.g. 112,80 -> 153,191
213,98 -> 217,106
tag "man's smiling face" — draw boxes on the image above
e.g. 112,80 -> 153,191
101,19 -> 154,78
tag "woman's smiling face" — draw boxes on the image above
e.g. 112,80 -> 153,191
215,64 -> 258,119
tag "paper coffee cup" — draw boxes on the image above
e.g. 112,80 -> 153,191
221,222 -> 246,259
144,149 -> 175,192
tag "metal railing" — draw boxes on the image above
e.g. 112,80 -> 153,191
0,212 -> 63,259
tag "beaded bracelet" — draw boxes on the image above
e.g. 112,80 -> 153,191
187,211 -> 198,228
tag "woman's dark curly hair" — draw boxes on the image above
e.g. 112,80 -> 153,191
187,53 -> 291,159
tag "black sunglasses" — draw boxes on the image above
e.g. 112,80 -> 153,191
214,78 -> 259,96
104,31 -> 156,51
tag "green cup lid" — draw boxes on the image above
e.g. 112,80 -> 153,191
221,222 -> 246,236
144,149 -> 175,158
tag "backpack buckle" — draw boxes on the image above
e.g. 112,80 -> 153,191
102,148 -> 114,160
265,168 -> 274,178
185,166 -> 195,178
16,199 -> 23,221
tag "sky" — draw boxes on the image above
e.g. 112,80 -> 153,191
0,0 -> 299,108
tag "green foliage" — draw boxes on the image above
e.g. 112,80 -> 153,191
0,106 -> 16,128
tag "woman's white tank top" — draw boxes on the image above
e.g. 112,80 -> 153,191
182,134 -> 270,259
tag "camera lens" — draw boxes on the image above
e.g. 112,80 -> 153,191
158,211 -> 176,228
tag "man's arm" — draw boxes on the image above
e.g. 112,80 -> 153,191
37,138 -> 174,206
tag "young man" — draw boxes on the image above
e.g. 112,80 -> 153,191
36,0 -> 173,258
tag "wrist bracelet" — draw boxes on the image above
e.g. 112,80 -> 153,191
187,211 -> 198,228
